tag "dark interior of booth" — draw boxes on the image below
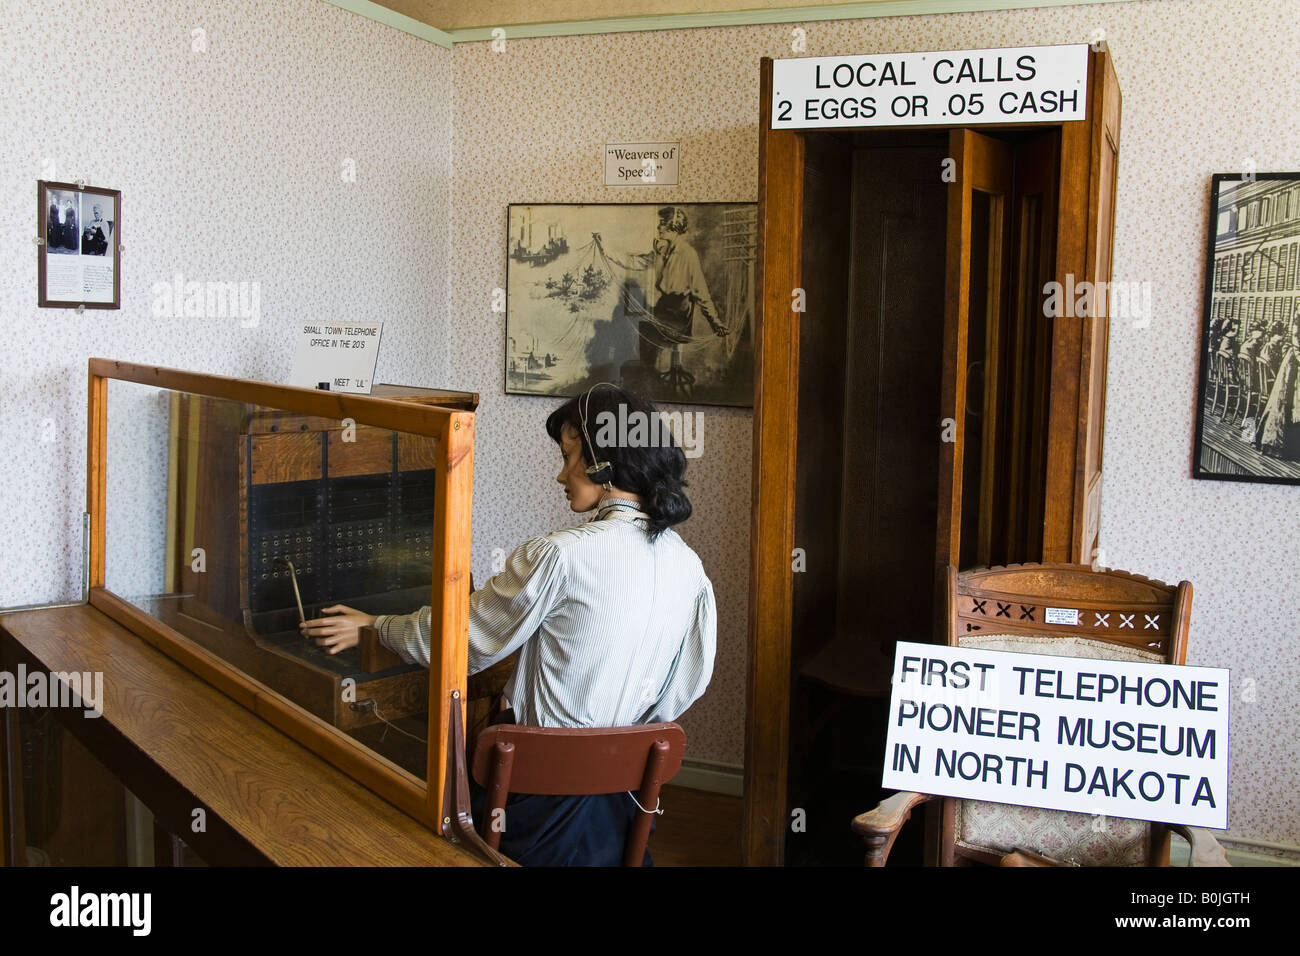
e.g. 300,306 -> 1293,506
783,125 -> 1062,865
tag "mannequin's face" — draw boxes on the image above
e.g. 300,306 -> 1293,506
556,424 -> 605,513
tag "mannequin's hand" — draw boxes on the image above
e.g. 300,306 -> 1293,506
300,604 -> 376,655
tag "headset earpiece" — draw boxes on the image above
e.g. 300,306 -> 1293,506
579,383 -> 619,487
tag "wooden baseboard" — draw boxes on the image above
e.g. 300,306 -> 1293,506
672,758 -> 743,797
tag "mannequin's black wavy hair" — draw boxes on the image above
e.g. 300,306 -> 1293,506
546,386 -> 692,541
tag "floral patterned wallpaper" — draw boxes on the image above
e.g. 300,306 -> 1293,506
0,0 -> 455,604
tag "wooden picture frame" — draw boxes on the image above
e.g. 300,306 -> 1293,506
38,180 -> 121,309
1193,172 -> 1300,485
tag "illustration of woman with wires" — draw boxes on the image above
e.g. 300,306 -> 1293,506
638,206 -> 729,381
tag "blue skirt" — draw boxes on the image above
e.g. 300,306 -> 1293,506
469,778 -> 654,867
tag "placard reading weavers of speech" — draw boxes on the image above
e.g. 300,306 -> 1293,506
881,641 -> 1229,828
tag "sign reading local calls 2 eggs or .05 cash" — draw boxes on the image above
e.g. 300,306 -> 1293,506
882,641 -> 1229,829
771,44 -> 1090,129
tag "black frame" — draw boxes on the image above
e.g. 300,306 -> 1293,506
37,179 -> 121,309
503,201 -> 757,408
1193,172 -> 1300,485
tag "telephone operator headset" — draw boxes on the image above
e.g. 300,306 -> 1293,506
574,382 -> 662,527
579,381 -> 618,488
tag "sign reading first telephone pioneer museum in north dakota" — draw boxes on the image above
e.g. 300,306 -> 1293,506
882,642 -> 1229,829
772,44 -> 1089,129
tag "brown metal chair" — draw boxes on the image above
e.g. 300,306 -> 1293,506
471,722 -> 686,866
851,563 -> 1229,867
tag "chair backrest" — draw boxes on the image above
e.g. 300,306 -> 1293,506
940,563 -> 1192,866
471,722 -> 686,866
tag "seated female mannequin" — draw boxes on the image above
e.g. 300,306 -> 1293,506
299,385 -> 717,864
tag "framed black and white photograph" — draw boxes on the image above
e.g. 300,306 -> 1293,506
38,180 -> 121,309
1194,172 -> 1300,485
504,202 -> 755,407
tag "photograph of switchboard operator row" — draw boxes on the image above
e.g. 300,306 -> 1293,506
0,0 -> 1292,899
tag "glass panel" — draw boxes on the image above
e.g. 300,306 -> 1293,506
104,380 -> 434,780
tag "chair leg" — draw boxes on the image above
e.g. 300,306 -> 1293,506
482,742 -> 514,852
625,740 -> 669,867
1238,359 -> 1258,424
1207,356 -> 1221,405
1221,382 -> 1237,420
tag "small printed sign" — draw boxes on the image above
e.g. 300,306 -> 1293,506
290,321 -> 382,394
1045,607 -> 1081,626
771,44 -> 1089,129
604,143 -> 680,186
882,642 -> 1229,829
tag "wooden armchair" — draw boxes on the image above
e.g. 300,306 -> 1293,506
852,564 -> 1229,867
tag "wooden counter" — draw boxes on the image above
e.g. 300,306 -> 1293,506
0,603 -> 483,867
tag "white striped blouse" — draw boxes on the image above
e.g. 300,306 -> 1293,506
373,498 -> 717,728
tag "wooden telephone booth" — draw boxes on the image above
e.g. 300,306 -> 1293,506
744,47 -> 1121,865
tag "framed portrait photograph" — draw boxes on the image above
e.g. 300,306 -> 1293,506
38,180 -> 121,309
504,202 -> 756,407
1193,172 -> 1300,485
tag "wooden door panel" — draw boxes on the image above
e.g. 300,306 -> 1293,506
937,129 -> 1014,597
790,133 -> 851,669
1043,49 -> 1121,563
999,130 -> 1059,564
835,142 -> 948,659
744,57 -> 805,867
1078,54 -> 1121,564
